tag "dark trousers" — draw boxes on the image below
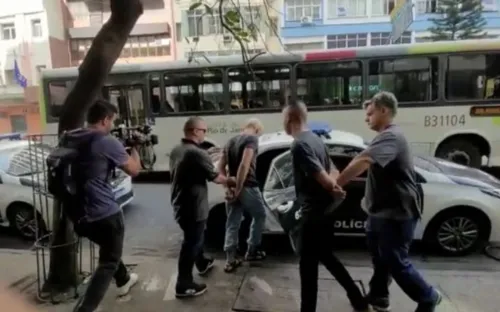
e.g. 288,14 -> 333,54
176,219 -> 207,287
299,216 -> 364,312
74,212 -> 129,312
366,216 -> 436,303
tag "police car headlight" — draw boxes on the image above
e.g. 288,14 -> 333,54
480,188 -> 500,199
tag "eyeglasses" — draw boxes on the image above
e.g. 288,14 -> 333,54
196,128 -> 207,133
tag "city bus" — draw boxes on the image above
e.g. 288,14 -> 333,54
40,39 -> 500,172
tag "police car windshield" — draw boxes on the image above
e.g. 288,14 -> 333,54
0,144 -> 52,177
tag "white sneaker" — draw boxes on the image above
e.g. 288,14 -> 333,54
117,273 -> 138,297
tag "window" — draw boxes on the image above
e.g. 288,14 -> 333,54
48,81 -> 74,118
207,7 -> 260,35
185,49 -> 263,59
371,0 -> 395,16
70,34 -> 170,63
163,69 -> 224,113
416,0 -> 437,14
285,42 -> 324,51
149,74 -> 162,115
9,115 -> 27,133
370,31 -> 411,45
1,23 -> 16,40
446,54 -> 500,100
176,23 -> 182,42
368,57 -> 438,102
228,65 -> 291,110
286,0 -> 321,21
31,19 -> 42,38
327,34 -> 367,49
265,151 -> 294,191
327,0 -> 367,18
188,9 -> 204,36
296,61 -> 363,106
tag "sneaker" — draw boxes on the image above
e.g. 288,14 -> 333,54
197,258 -> 215,276
367,295 -> 391,312
245,249 -> 266,261
117,273 -> 139,297
175,282 -> 207,299
415,290 -> 442,312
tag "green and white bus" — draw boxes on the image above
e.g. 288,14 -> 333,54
40,39 -> 500,172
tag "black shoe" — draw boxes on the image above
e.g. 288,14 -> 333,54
348,292 -> 371,312
175,282 -> 207,299
415,291 -> 442,312
197,258 -> 215,276
367,294 -> 391,312
245,249 -> 266,261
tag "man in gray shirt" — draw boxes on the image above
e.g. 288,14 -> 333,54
337,92 -> 441,312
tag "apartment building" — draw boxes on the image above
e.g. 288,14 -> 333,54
0,0 -> 69,134
281,0 -> 500,51
173,0 -> 282,59
66,0 -> 175,65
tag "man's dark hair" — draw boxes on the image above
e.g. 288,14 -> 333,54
86,100 -> 118,124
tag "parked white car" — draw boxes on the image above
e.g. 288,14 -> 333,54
206,126 -> 500,256
0,140 -> 134,239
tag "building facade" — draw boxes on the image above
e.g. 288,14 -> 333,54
66,0 -> 175,65
173,0 -> 282,59
281,0 -> 500,51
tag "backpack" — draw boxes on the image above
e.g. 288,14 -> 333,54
46,130 -> 105,224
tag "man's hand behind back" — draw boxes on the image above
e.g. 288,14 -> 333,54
331,184 -> 346,199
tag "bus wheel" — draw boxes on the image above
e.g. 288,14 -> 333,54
436,139 -> 481,168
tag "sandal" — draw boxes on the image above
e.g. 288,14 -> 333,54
224,259 -> 242,273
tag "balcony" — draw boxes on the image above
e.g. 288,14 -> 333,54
0,85 -> 25,101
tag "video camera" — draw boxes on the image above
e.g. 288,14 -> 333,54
110,124 -> 159,148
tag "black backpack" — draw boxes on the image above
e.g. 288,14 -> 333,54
46,130 -> 104,224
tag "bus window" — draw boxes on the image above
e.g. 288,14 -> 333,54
446,53 -> 500,100
296,61 -> 362,106
163,69 -> 223,113
228,65 -> 291,110
149,74 -> 162,115
48,80 -> 75,118
368,57 -> 438,102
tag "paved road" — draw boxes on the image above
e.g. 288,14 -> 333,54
1,184 -> 500,272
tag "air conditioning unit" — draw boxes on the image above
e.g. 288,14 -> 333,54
300,16 -> 313,25
192,36 -> 199,42
223,35 -> 233,43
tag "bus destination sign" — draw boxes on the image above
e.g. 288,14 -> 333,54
470,105 -> 500,117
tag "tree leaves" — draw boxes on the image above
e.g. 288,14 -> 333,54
188,2 -> 202,11
428,0 -> 487,41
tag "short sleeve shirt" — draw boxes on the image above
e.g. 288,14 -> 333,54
291,131 -> 334,215
170,139 -> 218,222
363,125 -> 421,220
225,134 -> 259,187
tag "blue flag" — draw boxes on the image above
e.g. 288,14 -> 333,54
13,60 -> 27,88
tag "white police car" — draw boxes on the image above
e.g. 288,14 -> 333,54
206,124 -> 500,256
0,136 -> 134,239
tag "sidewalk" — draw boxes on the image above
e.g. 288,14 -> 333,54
3,250 -> 500,312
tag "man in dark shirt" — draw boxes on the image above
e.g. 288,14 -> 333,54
337,92 -> 441,312
72,100 -> 142,312
217,118 -> 266,273
283,102 -> 369,312
170,116 -> 233,298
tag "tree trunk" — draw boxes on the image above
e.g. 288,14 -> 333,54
45,0 -> 143,298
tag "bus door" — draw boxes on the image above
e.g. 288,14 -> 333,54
103,85 -> 146,127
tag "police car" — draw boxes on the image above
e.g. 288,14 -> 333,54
0,134 -> 134,239
206,124 -> 500,256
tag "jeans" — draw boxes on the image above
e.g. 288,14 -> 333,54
224,187 -> 266,255
73,212 -> 129,312
366,216 -> 437,303
299,215 -> 365,312
176,219 -> 207,287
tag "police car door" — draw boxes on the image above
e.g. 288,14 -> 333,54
262,150 -> 296,234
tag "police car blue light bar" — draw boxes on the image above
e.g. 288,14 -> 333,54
0,133 -> 23,141
308,121 -> 332,138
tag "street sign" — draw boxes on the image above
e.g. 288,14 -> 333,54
390,0 -> 414,43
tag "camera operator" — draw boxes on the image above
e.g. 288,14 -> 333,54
71,100 -> 142,312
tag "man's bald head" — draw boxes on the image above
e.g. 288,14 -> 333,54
283,101 -> 308,123
282,102 -> 308,135
183,116 -> 207,143
183,116 -> 205,134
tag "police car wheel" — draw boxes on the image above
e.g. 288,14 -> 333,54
425,208 -> 490,256
7,203 -> 45,240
